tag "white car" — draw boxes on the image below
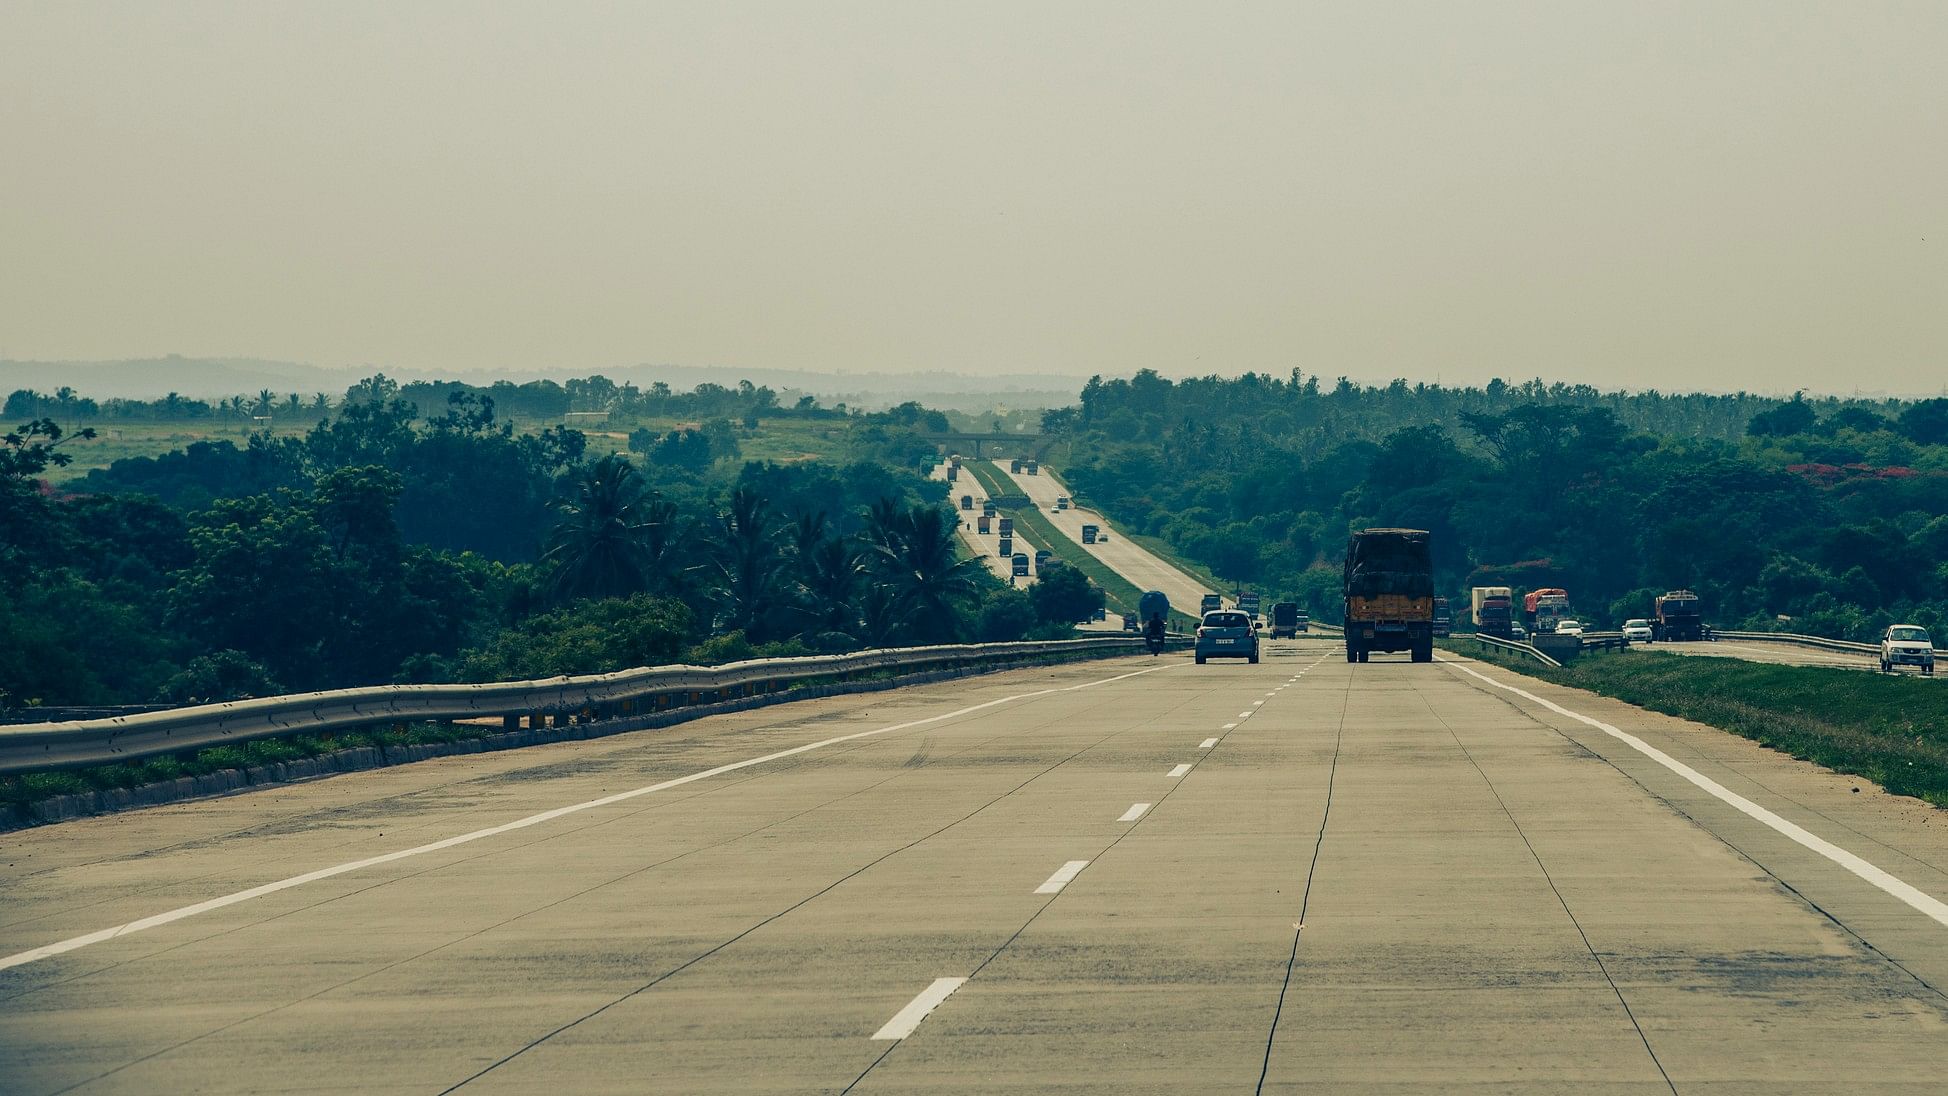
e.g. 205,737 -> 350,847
1555,620 -> 1586,638
1621,619 -> 1653,642
1880,624 -> 1935,675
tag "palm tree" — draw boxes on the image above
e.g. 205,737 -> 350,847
709,488 -> 783,639
543,454 -> 654,600
871,503 -> 985,644
797,535 -> 864,642
638,494 -> 688,594
255,389 -> 276,417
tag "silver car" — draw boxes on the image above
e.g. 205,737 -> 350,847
1880,624 -> 1935,675
1195,610 -> 1260,665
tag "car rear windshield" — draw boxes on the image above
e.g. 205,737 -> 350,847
1205,613 -> 1249,628
1890,627 -> 1931,643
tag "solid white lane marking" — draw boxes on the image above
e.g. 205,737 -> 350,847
1167,763 -> 1192,778
0,662 -> 1178,973
1444,658 -> 1948,930
1035,860 -> 1091,894
1118,802 -> 1151,822
872,977 -> 968,1040
1199,737 -> 1219,748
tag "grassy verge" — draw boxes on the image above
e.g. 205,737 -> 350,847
1042,469 -> 1233,595
0,722 -> 486,813
1446,642 -> 1948,808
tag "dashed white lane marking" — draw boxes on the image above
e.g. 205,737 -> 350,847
0,662 -> 1178,973
1118,802 -> 1152,822
1252,701 -> 1264,707
872,977 -> 968,1040
1035,860 -> 1091,894
1444,658 -> 1948,930
1199,737 -> 1219,748
1222,723 -> 1238,730
1237,711 -> 1253,718
1167,763 -> 1193,778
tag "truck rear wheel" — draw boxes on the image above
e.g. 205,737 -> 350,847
1345,643 -> 1357,663
1411,639 -> 1433,663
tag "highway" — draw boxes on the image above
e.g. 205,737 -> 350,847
1634,637 -> 1940,678
997,463 -> 1228,615
5,641 -> 1948,1093
932,460 -> 1033,588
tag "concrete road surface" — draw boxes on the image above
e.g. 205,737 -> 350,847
1635,636 -> 1940,678
997,463 -> 1227,616
6,641 -> 1948,1093
932,461 -> 1033,588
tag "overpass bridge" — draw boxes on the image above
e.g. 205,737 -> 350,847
920,430 -> 1049,459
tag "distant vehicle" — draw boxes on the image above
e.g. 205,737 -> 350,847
1270,602 -> 1301,638
1296,609 -> 1309,632
1344,529 -> 1435,663
1200,593 -> 1222,615
1122,613 -> 1138,632
1034,549 -> 1052,572
997,516 -> 1013,538
1055,496 -> 1070,510
1010,458 -> 1023,473
982,499 -> 997,516
998,535 -> 1013,557
1237,591 -> 1261,618
1471,585 -> 1514,639
977,514 -> 992,534
1011,553 -> 1030,577
1081,524 -> 1099,544
1025,460 -> 1039,475
1139,590 -> 1170,653
1510,623 -> 1529,641
1555,619 -> 1586,638
946,465 -> 958,482
1093,606 -> 1107,621
1622,619 -> 1654,642
950,456 -> 962,469
1195,609 -> 1260,665
1881,624 -> 1935,675
1432,596 -> 1452,638
1652,589 -> 1704,642
1523,588 -> 1570,635
959,495 -> 973,510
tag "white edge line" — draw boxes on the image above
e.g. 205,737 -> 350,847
1442,657 -> 1948,929
1199,737 -> 1219,748
1034,859 -> 1091,894
1,663 -> 1177,973
872,976 -> 968,1040
1118,802 -> 1151,822
1167,763 -> 1193,778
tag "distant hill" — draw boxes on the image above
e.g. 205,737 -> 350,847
0,357 -> 1081,411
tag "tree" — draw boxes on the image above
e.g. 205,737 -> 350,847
543,454 -> 656,600
709,488 -> 784,639
1029,562 -> 1104,625
1746,394 -> 1818,437
870,504 -> 985,643
1897,399 -> 1948,446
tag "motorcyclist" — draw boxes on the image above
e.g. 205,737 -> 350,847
1144,613 -> 1166,655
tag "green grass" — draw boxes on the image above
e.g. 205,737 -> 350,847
966,461 -> 1208,627
1037,467 -> 1234,595
1450,642 -> 1948,808
0,722 -> 488,815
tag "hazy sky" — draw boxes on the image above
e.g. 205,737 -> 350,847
3,1 -> 1944,393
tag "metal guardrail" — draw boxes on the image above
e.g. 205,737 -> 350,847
0,637 -> 1163,775
1468,633 -> 1562,668
1709,629 -> 1946,658
1579,632 -> 1630,652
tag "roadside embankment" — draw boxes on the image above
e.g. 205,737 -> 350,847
1449,643 -> 1948,808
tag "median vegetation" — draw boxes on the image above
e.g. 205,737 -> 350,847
1460,645 -> 1948,808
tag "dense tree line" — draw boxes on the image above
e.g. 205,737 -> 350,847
1,381 -> 1086,710
1052,370 -> 1948,641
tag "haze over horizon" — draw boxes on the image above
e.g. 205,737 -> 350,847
4,2 -> 1944,394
